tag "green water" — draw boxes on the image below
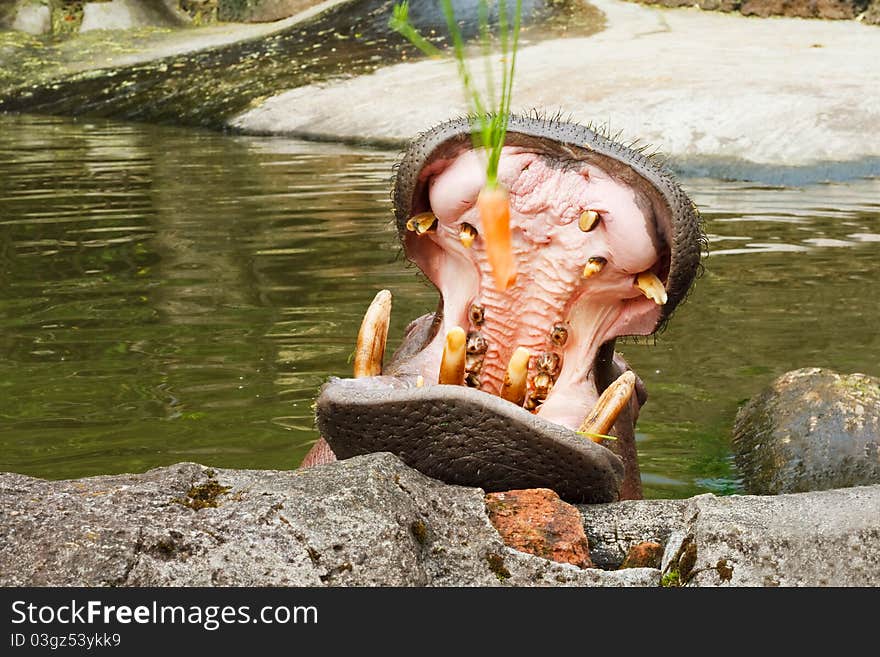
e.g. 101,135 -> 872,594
1,113 -> 879,498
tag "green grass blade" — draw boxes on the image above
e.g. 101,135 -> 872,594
390,0 -> 522,190
576,431 -> 618,441
479,1 -> 495,121
389,2 -> 443,58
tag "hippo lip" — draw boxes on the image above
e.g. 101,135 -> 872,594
315,114 -> 703,503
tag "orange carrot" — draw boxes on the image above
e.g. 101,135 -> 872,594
477,185 -> 517,291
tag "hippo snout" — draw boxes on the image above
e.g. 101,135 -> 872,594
306,114 -> 704,503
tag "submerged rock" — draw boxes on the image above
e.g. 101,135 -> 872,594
1,453 -> 878,586
732,368 -> 880,495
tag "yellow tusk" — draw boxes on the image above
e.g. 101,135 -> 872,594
500,346 -> 531,407
353,290 -> 392,378
578,371 -> 637,442
635,271 -> 668,305
438,327 -> 467,385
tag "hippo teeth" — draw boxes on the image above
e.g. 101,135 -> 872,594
578,371 -> 637,442
351,291 -> 636,444
582,256 -> 607,279
390,143 -> 674,434
635,271 -> 668,305
459,222 -> 478,248
438,327 -> 467,385
578,209 -> 600,232
500,346 -> 531,406
353,289 -> 392,378
406,212 -> 438,235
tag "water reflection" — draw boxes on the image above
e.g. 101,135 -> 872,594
1,114 -> 878,499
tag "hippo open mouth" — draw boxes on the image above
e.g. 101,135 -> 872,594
306,114 -> 703,503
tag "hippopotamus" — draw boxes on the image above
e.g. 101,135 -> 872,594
301,114 -> 704,503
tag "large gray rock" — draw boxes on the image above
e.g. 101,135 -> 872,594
682,488 -> 880,586
732,368 -> 880,495
10,1 -> 51,35
80,0 -> 188,32
0,453 -> 656,587
581,486 -> 880,586
2,453 -> 878,586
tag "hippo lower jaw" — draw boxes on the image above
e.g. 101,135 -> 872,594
311,115 -> 703,504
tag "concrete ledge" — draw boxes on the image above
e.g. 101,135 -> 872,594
231,0 -> 880,175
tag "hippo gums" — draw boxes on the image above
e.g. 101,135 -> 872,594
303,113 -> 704,503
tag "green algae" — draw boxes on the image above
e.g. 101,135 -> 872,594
485,552 -> 511,581
173,479 -> 232,510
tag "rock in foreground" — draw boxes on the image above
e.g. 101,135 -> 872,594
581,487 -> 880,586
0,454 -> 652,587
2,453 -> 879,586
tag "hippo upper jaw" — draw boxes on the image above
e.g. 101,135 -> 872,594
312,114 -> 703,503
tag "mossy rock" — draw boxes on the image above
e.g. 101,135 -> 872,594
733,368 -> 880,494
52,1 -> 86,35
865,0 -> 880,25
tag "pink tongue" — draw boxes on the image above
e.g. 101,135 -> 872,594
410,146 -> 663,428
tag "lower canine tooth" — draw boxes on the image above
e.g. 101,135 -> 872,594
578,371 -> 637,442
438,327 -> 467,385
500,346 -> 531,406
406,212 -> 438,235
582,256 -> 607,279
459,222 -> 478,248
353,289 -> 392,378
635,271 -> 668,305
